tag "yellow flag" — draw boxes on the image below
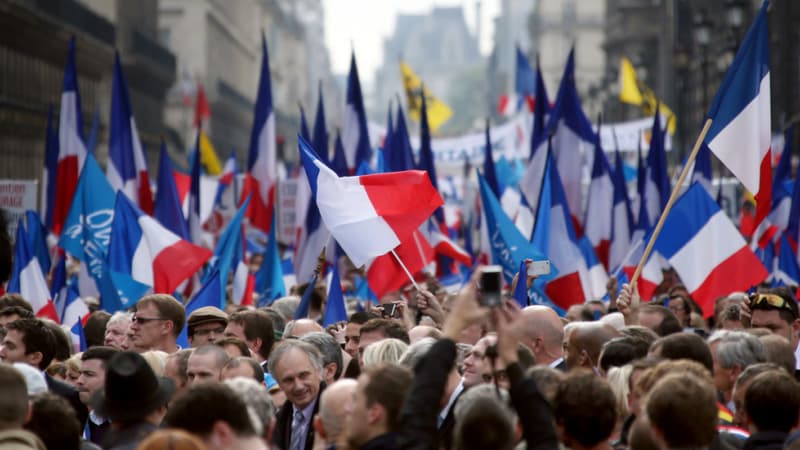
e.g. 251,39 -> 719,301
400,61 -> 452,132
619,57 -> 676,134
619,57 -> 643,105
199,129 -> 222,175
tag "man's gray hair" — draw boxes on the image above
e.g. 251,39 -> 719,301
224,377 -> 275,436
106,311 -> 132,327
454,384 -> 515,424
399,337 -> 436,369
301,332 -> 344,379
733,362 -> 784,390
708,330 -> 766,370
267,340 -> 324,376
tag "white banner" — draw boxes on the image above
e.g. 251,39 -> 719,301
276,179 -> 298,245
0,179 -> 38,241
367,113 -> 672,168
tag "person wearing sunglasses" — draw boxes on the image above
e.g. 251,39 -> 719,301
747,288 -> 800,373
130,294 -> 186,354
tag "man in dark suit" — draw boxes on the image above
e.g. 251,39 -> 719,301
0,318 -> 88,425
268,340 -> 325,450
76,346 -> 119,446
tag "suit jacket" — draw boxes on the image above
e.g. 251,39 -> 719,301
44,372 -> 88,426
272,383 -> 325,450
437,388 -> 463,450
553,358 -> 567,372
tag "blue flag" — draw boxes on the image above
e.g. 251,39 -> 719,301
255,210 -> 286,305
313,83 -> 329,165
42,104 -> 59,231
24,211 -> 51,275
483,123 -> 502,198
512,261 -> 529,308
478,173 -> 549,284
323,263 -> 348,326
205,196 -> 251,305
294,272 -> 318,320
58,154 -> 119,310
331,131 -> 349,177
154,142 -> 190,240
299,105 -> 311,142
177,270 -> 223,348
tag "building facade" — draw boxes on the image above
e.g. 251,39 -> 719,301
0,0 -> 174,180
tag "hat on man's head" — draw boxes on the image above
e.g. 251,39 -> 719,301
187,306 -> 228,332
90,351 -> 174,422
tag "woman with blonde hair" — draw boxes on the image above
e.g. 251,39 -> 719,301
361,338 -> 409,368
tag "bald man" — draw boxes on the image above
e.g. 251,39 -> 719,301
313,378 -> 357,448
285,318 -> 324,338
519,306 -> 566,370
408,325 -> 442,344
564,322 -> 620,371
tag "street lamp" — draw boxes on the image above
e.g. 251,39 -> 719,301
725,0 -> 748,50
693,11 -> 712,113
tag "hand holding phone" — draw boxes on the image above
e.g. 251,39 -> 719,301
479,265 -> 503,308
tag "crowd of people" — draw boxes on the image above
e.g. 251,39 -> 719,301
1,255 -> 800,450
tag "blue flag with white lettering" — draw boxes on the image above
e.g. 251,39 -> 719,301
58,153 -> 120,310
477,173 -> 552,284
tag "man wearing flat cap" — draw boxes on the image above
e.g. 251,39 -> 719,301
187,306 -> 228,348
91,352 -> 175,450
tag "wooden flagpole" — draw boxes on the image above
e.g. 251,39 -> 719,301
391,249 -> 421,291
629,118 -> 713,302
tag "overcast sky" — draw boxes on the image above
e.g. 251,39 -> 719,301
323,0 -> 499,85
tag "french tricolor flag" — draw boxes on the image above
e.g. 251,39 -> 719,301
241,34 -> 277,234
547,48 -> 596,233
532,146 -> 592,309
8,222 -> 59,321
653,184 -> 768,316
704,0 -> 771,227
53,36 -> 88,236
108,192 -> 212,308
584,137 -> 614,270
299,134 -> 442,268
342,52 -> 372,173
108,53 -> 153,214
608,149 -> 634,272
644,105 -> 671,228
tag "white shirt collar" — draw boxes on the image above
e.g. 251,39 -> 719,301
438,381 -> 464,426
548,356 -> 564,369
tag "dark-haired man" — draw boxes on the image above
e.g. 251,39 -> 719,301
0,318 -> 87,425
748,289 -> 800,372
164,383 -> 268,450
225,310 -> 275,370
76,346 -> 119,446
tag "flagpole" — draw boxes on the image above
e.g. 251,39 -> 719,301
630,118 -> 713,301
391,250 -> 421,291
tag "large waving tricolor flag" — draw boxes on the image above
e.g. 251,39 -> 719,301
54,36 -> 88,236
704,0 -> 771,227
653,184 -> 768,316
498,46 -> 536,116
299,135 -> 442,268
241,34 -> 277,234
108,53 -> 153,214
108,192 -> 211,309
8,223 -> 58,321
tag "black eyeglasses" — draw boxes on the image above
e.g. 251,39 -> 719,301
131,316 -> 168,325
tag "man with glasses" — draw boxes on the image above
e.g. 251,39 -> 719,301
747,288 -> 800,373
187,306 -> 228,347
130,294 -> 185,354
